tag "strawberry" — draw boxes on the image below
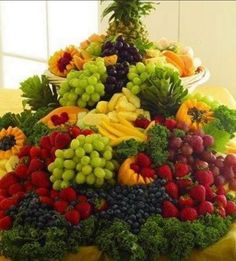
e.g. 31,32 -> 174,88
217,206 -> 226,217
24,181 -> 34,192
164,118 -> 177,130
29,146 -> 41,158
27,158 -> 44,174
180,207 -> 198,221
31,171 -> 50,188
40,196 -> 53,206
165,182 -> 179,199
39,135 -> 52,150
225,201 -> 236,215
176,179 -> 193,191
81,129 -> 93,136
49,131 -> 60,146
54,133 -> 71,149
158,165 -> 173,181
162,200 -> 179,218
0,189 -> 8,197
40,149 -> 50,160
198,201 -> 214,215
76,202 -> 92,219
69,126 -> 81,138
154,115 -> 165,124
141,168 -> 155,178
65,209 -> 80,225
0,172 -> 18,189
216,186 -> 226,195
36,188 -> 49,197
130,163 -> 141,173
137,153 -> 152,167
13,192 -> 25,202
0,210 -> 5,219
15,164 -> 29,179
54,200 -> 69,214
178,195 -> 194,208
189,185 -> 206,202
205,186 -> 216,201
8,183 -> 24,195
194,160 -> 209,170
18,145 -> 31,158
0,197 -> 17,210
78,195 -> 88,203
195,170 -> 214,186
0,216 -> 12,230
0,196 -> 5,202
50,190 -> 59,200
175,162 -> 189,177
215,195 -> 227,208
59,187 -> 77,202
134,118 -> 150,129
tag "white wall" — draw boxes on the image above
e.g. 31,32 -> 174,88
99,1 -> 236,97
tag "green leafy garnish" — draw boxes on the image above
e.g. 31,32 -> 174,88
20,75 -> 59,110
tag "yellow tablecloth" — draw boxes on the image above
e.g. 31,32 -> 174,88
0,87 -> 236,261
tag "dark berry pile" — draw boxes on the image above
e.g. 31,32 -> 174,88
8,193 -> 66,229
0,135 -> 16,151
102,35 -> 142,64
81,179 -> 169,234
105,62 -> 129,96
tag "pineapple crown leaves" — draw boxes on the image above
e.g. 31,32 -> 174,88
101,0 -> 158,24
20,75 -> 59,111
139,67 -> 188,117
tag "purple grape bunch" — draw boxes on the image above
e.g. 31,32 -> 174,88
105,62 -> 129,96
102,35 -> 142,64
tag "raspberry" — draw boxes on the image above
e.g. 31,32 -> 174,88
136,153 -> 152,167
60,112 -> 69,122
51,115 -> 61,126
130,163 -> 141,173
59,187 -> 77,202
175,162 -> 189,177
162,200 -> 179,218
157,165 -> 173,181
180,207 -> 198,221
134,118 -> 150,129
65,209 -> 80,225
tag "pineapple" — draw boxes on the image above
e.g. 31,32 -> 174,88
101,0 -> 157,44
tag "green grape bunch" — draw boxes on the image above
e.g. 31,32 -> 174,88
48,134 -> 118,190
59,58 -> 107,108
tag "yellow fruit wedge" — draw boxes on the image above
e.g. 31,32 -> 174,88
0,169 -> 6,178
101,120 -> 127,137
107,111 -> 119,122
110,123 -> 147,140
116,101 -> 137,112
117,111 -> 138,122
122,87 -> 140,108
5,156 -> 19,172
96,101 -> 109,114
97,126 -> 117,140
117,114 -> 134,127
108,93 -> 123,111
83,113 -> 109,126
0,159 -> 8,169
144,120 -> 156,134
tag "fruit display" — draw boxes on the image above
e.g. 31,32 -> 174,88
0,1 -> 236,261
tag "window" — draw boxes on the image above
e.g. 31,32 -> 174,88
0,1 -> 99,88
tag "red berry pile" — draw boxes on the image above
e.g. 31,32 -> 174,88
158,127 -> 236,221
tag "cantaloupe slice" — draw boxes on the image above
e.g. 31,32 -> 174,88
162,50 -> 185,76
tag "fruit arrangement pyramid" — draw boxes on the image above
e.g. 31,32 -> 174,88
0,1 -> 236,261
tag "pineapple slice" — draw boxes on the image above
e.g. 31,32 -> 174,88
122,88 -> 140,108
96,101 -> 109,114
